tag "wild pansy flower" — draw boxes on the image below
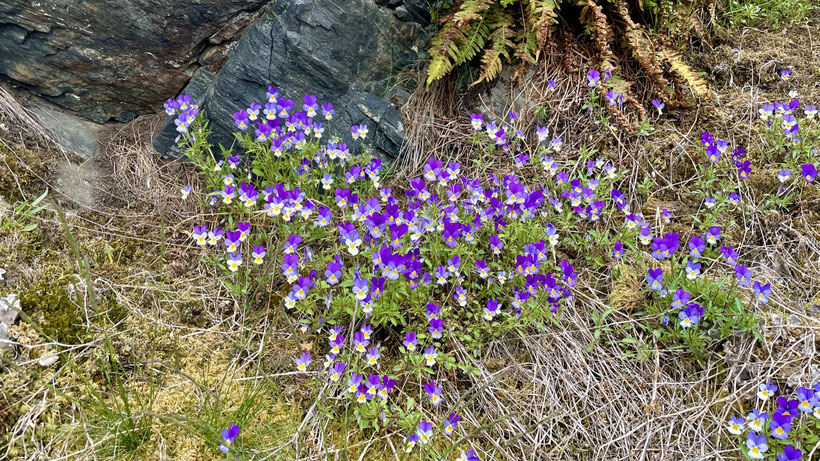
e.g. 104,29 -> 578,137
423,345 -> 438,366
679,303 -> 704,328
424,381 -> 443,406
727,415 -> 745,435
321,102 -> 334,120
796,387 -> 816,413
470,113 -> 484,131
757,382 -> 777,400
747,409 -> 768,431
416,421 -> 434,445
251,245 -> 266,265
746,433 -> 768,460
769,413 -> 791,440
347,372 -> 362,394
550,136 -> 563,152
429,318 -> 444,339
328,361 -> 346,382
671,289 -> 690,309
403,332 -> 418,352
475,259 -> 489,278
443,413 -> 460,436
612,241 -> 624,260
728,192 -> 739,206
652,99 -> 665,115
688,235 -> 706,258
457,449 -> 481,461
805,104 -> 817,118
753,281 -> 771,304
777,396 -> 800,417
704,197 -> 716,209
220,185 -> 235,205
484,298 -> 500,321
378,375 -> 396,400
352,275 -> 369,300
731,264 -> 752,287
455,286 -> 468,306
802,163 -> 817,182
226,252 -> 242,272
352,331 -> 369,354
780,69 -> 791,81
720,245 -> 738,266
646,268 -> 663,291
207,228 -> 224,246
366,346 -> 380,366
737,160 -> 752,179
587,69 -> 601,87
777,446 -> 802,461
536,125 -> 549,143
704,226 -> 721,245
404,433 -> 418,453
219,423 -> 240,454
295,352 -> 311,372
192,225 -> 207,246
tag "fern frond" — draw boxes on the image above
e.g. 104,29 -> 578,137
454,0 -> 494,27
474,14 -> 515,84
528,0 -> 559,53
662,50 -> 710,99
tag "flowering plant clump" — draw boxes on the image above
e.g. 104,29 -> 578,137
162,67 -> 792,457
727,382 -> 820,460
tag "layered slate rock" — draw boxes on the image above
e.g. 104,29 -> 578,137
0,0 -> 269,122
154,0 -> 431,160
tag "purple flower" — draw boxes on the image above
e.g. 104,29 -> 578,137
704,226 -> 721,245
685,260 -> 701,280
352,331 -> 369,354
219,423 -> 240,454
470,113 -> 484,131
688,235 -> 706,258
328,361 -> 346,382
284,233 -> 302,254
757,382 -> 777,400
727,415 -> 745,435
777,445 -> 802,461
403,332 -> 418,352
769,413 -> 791,440
720,244 -> 739,266
671,289 -> 690,309
484,298 -> 500,321
734,265 -> 751,287
424,381 -> 443,406
646,268 -> 663,291
678,303 -> 704,328
587,69 -> 601,87
428,318 -> 444,339
796,387 -> 816,413
802,163 -> 818,182
746,433 -> 768,459
365,346 -> 380,366
652,99 -> 665,115
416,421 -> 434,445
612,241 -> 624,260
251,245 -> 266,265
295,352 -> 311,372
489,235 -> 504,254
753,281 -> 771,304
443,413 -> 460,436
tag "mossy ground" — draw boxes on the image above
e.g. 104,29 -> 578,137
2,8 -> 820,460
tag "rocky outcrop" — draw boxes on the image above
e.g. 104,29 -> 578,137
0,0 -> 269,123
153,0 -> 432,160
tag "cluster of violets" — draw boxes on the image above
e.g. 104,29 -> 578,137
759,70 -> 819,184
170,68 -> 793,458
639,224 -> 772,328
727,381 -> 820,460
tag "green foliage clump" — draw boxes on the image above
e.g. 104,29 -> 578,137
19,277 -> 86,345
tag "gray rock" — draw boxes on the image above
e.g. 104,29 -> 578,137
154,0 -> 430,160
30,105 -> 104,159
0,0 -> 270,123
